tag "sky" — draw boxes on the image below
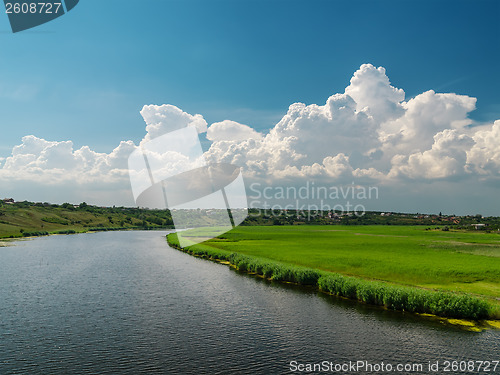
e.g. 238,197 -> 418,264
0,0 -> 499,215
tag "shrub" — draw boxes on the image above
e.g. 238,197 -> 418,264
22,231 -> 49,237
55,229 -> 76,235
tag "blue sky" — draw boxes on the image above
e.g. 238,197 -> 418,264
0,0 -> 498,152
1,0 -> 500,214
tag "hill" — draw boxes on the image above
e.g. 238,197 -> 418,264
0,200 -> 173,238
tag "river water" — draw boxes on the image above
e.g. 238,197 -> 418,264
0,231 -> 498,374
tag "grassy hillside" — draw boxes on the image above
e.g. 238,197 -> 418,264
0,201 -> 173,238
177,225 -> 500,300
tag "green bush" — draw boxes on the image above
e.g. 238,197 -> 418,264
55,229 -> 76,235
22,231 -> 49,237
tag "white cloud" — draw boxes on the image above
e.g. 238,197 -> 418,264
0,135 -> 135,184
207,120 -> 262,142
467,120 -> 500,176
205,89 -> 379,179
204,64 -> 496,187
379,90 -> 476,155
389,129 -> 474,179
1,64 -> 500,214
140,104 -> 208,145
345,63 -> 405,123
323,153 -> 354,178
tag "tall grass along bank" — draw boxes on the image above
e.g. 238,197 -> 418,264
167,232 -> 496,321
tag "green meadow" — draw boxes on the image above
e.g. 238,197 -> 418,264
170,225 -> 500,319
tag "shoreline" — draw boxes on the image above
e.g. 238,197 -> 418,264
0,226 -> 175,241
166,233 -> 500,331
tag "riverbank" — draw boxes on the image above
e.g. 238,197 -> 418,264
6,226 -> 173,239
0,201 -> 176,239
166,230 -> 500,327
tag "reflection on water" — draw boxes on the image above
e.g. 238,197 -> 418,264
0,231 -> 498,374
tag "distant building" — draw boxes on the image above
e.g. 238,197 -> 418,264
471,224 -> 487,230
2,198 -> 14,204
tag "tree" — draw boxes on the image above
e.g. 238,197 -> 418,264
61,202 -> 74,210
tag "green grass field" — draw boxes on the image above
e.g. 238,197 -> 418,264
181,225 -> 500,301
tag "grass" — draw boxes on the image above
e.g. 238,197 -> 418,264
167,225 -> 500,320
199,226 -> 500,297
0,203 -> 173,238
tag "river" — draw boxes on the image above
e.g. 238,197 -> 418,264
0,231 -> 498,374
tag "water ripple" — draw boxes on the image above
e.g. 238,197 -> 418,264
0,231 -> 498,374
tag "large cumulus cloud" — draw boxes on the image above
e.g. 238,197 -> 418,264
205,64 -> 498,188
0,135 -> 136,183
1,63 -> 499,212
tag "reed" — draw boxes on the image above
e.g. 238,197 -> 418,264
317,274 -> 491,319
167,232 -> 494,320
